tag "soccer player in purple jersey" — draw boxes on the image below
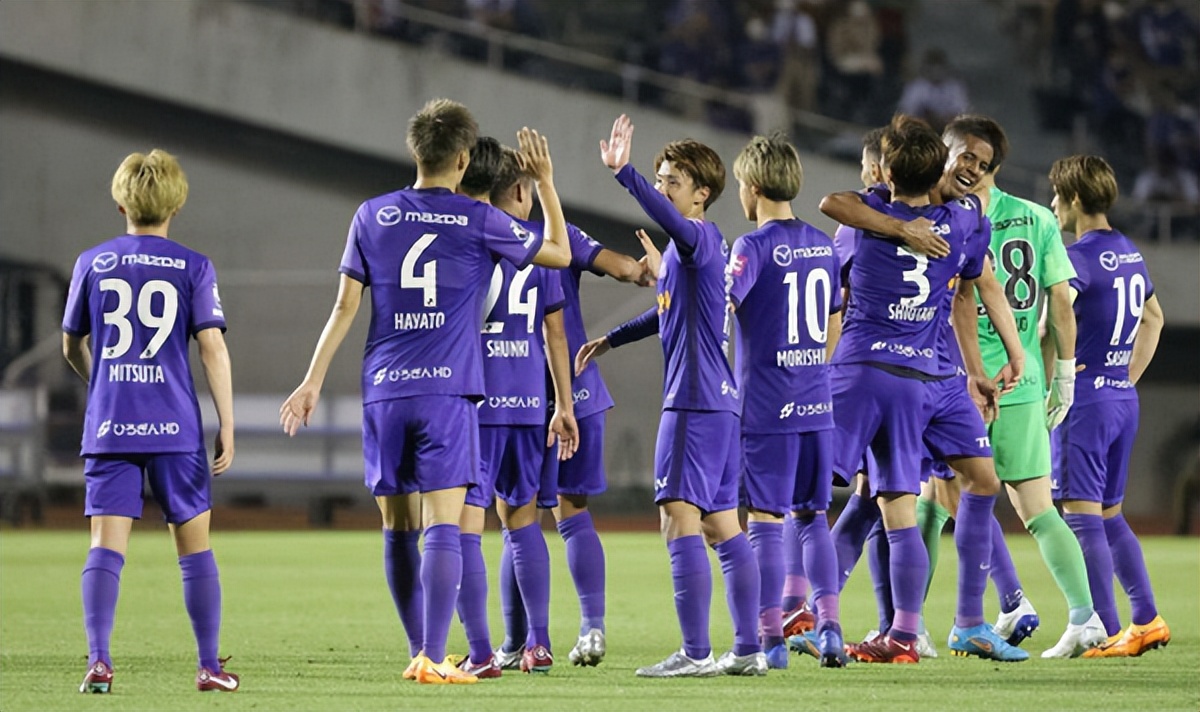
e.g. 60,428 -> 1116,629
725,133 -> 846,669
495,179 -> 658,672
279,99 -> 572,685
819,115 -> 1028,664
1047,155 -> 1170,658
453,140 -> 578,678
576,115 -> 764,677
63,149 -> 238,694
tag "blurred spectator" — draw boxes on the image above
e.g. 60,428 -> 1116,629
897,48 -> 970,134
1128,0 -> 1199,71
824,0 -> 884,124
1131,149 -> 1200,240
771,0 -> 822,115
739,14 -> 782,92
1145,88 -> 1200,175
656,0 -> 736,119
1091,48 -> 1149,184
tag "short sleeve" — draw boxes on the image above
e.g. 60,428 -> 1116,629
338,205 -> 369,285
727,236 -> 761,308
543,267 -> 566,313
568,224 -> 605,275
960,218 -> 991,281
1067,247 -> 1089,294
191,257 -> 227,335
482,208 -> 544,269
829,250 -> 844,313
62,254 -> 90,336
833,224 -> 859,281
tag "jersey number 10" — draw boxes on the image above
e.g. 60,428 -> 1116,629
783,268 -> 832,344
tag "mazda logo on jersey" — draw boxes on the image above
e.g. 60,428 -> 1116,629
772,244 -> 793,267
1099,251 -> 1119,272
92,252 -> 119,273
376,206 -> 402,226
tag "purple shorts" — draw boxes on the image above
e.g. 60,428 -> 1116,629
362,395 -> 479,497
831,364 -> 927,496
923,375 -> 993,463
468,425 -> 544,508
654,409 -> 740,513
538,411 -> 607,508
741,429 -> 833,515
1054,398 -> 1138,507
84,449 -> 210,524
921,457 -> 956,483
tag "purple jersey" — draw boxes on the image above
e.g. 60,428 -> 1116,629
832,185 -> 888,285
62,235 -> 226,456
479,220 -> 565,426
339,187 -> 543,404
834,193 -> 986,376
551,223 -> 616,420
614,165 -> 739,413
936,217 -> 993,374
729,219 -> 842,433
1067,229 -> 1154,405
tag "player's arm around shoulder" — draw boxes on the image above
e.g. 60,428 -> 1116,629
819,189 -> 949,257
197,327 -> 235,475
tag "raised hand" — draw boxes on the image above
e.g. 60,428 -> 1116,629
635,228 -> 661,286
574,336 -> 611,376
518,127 -> 553,184
599,114 -> 634,172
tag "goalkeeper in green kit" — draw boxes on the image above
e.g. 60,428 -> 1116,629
916,116 -> 1106,659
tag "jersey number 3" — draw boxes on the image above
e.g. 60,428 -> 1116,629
99,278 -> 178,360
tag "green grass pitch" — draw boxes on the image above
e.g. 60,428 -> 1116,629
1,529 -> 1196,710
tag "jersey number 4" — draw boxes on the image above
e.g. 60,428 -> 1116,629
482,264 -> 538,334
99,278 -> 178,360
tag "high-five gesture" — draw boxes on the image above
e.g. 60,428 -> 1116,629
635,228 -> 661,286
518,126 -> 554,184
600,114 -> 634,173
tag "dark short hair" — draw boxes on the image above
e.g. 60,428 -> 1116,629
406,98 -> 478,173
489,146 -> 532,204
880,114 -> 947,197
460,137 -> 503,197
654,139 -> 725,209
863,126 -> 886,163
943,114 -> 1009,173
1049,155 -> 1118,215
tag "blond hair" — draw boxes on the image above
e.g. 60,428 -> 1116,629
111,149 -> 188,227
733,133 -> 803,202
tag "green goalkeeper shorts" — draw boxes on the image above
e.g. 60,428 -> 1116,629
988,400 -> 1051,482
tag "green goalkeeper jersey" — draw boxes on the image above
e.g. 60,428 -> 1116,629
976,186 -> 1076,405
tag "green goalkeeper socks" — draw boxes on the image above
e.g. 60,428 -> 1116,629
1025,508 -> 1094,624
916,497 -> 951,601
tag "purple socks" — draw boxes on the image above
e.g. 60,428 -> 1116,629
793,513 -> 841,634
498,529 -> 526,653
832,493 -> 881,590
456,532 -> 492,663
509,522 -> 552,650
557,511 -> 606,635
714,534 -> 762,657
667,535 -> 712,660
1104,514 -> 1158,626
886,527 -> 928,642
179,549 -> 222,671
383,529 -> 424,657
81,547 -> 124,668
781,514 -> 809,610
420,523 -> 462,663
747,521 -> 785,643
988,516 -> 1025,614
866,520 -> 893,632
954,492 -> 995,629
1065,513 -> 1119,635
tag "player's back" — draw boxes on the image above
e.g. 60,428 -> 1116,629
63,234 -> 224,456
835,194 -> 985,376
1068,229 -> 1152,404
730,219 -> 840,433
340,187 -> 541,404
478,219 -> 565,426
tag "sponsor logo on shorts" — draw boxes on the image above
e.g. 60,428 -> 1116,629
97,419 -> 112,438
486,395 -> 541,409
572,388 -> 590,403
870,340 -> 934,359
779,401 -> 833,419
720,381 -> 739,399
976,436 -> 991,448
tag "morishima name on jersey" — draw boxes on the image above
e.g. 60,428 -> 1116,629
339,187 -> 543,404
